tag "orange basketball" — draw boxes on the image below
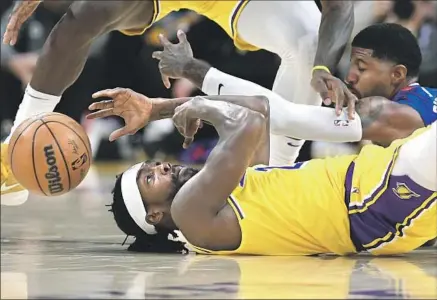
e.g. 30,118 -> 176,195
8,112 -> 92,196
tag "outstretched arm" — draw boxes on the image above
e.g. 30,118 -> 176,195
170,96 -> 266,249
88,88 -> 270,166
178,59 -> 425,146
155,51 -> 363,143
155,34 -> 423,147
150,30 -> 362,143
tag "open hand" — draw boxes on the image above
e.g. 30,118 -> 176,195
87,88 -> 153,141
152,30 -> 194,89
311,69 -> 358,120
3,1 -> 42,46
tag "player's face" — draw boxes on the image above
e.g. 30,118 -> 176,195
136,161 -> 199,229
346,47 -> 403,99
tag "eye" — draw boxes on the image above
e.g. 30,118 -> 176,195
146,174 -> 153,184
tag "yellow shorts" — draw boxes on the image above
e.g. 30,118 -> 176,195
120,0 -> 259,51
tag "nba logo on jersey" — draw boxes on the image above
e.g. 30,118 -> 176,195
392,182 -> 420,200
334,119 -> 350,127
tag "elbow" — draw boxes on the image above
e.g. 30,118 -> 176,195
251,95 -> 270,118
243,109 -> 267,139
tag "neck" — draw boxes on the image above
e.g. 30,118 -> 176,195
390,78 -> 418,99
157,218 -> 178,232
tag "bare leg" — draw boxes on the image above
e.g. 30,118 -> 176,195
4,1 -> 154,143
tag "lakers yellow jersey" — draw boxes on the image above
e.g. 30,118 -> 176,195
189,126 -> 436,256
191,157 -> 358,256
120,0 -> 258,51
345,126 -> 437,255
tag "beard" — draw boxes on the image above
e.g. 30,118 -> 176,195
167,165 -> 200,203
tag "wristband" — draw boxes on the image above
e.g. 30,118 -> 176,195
312,65 -> 331,75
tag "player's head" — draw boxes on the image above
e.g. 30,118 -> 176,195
346,23 -> 422,99
109,161 -> 199,252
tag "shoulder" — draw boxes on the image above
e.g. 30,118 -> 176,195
393,84 -> 436,102
392,84 -> 437,126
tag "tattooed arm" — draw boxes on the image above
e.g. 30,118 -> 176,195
356,97 -> 425,146
88,89 -> 270,166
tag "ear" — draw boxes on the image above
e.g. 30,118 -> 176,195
146,209 -> 163,225
391,64 -> 407,84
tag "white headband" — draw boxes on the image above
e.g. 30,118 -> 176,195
121,162 -> 157,235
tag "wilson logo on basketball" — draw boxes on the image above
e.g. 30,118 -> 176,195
44,145 -> 64,194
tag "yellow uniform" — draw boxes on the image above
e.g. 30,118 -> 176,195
121,0 -> 258,51
190,126 -> 436,256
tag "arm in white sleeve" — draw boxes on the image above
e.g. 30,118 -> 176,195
201,68 -> 363,143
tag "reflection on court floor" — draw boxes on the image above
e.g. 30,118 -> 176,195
2,164 -> 436,299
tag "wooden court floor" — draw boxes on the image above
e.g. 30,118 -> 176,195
1,164 -> 436,299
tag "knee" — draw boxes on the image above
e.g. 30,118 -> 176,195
52,1 -> 126,44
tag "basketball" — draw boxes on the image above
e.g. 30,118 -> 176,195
7,112 -> 92,196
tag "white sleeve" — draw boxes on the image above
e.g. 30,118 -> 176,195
202,68 -> 363,143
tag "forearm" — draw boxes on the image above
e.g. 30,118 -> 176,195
315,1 -> 354,72
151,92 -> 268,121
200,67 -> 362,142
187,97 -> 255,134
273,102 -> 363,142
152,67 -> 363,142
181,58 -> 212,88
151,95 -> 362,143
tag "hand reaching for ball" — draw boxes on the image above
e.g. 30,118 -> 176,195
87,88 -> 154,141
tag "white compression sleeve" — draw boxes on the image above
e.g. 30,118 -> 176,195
392,122 -> 437,191
202,68 -> 363,143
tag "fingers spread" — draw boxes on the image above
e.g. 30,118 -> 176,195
158,34 -> 172,47
312,79 -> 330,103
183,137 -> 193,149
161,74 -> 171,89
109,127 -> 132,142
92,88 -> 122,99
86,108 -> 114,120
152,51 -> 163,60
177,30 -> 187,43
346,90 -> 358,120
88,100 -> 114,111
4,16 -> 18,45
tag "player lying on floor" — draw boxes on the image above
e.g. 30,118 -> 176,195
150,23 -> 436,149
88,88 -> 436,255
